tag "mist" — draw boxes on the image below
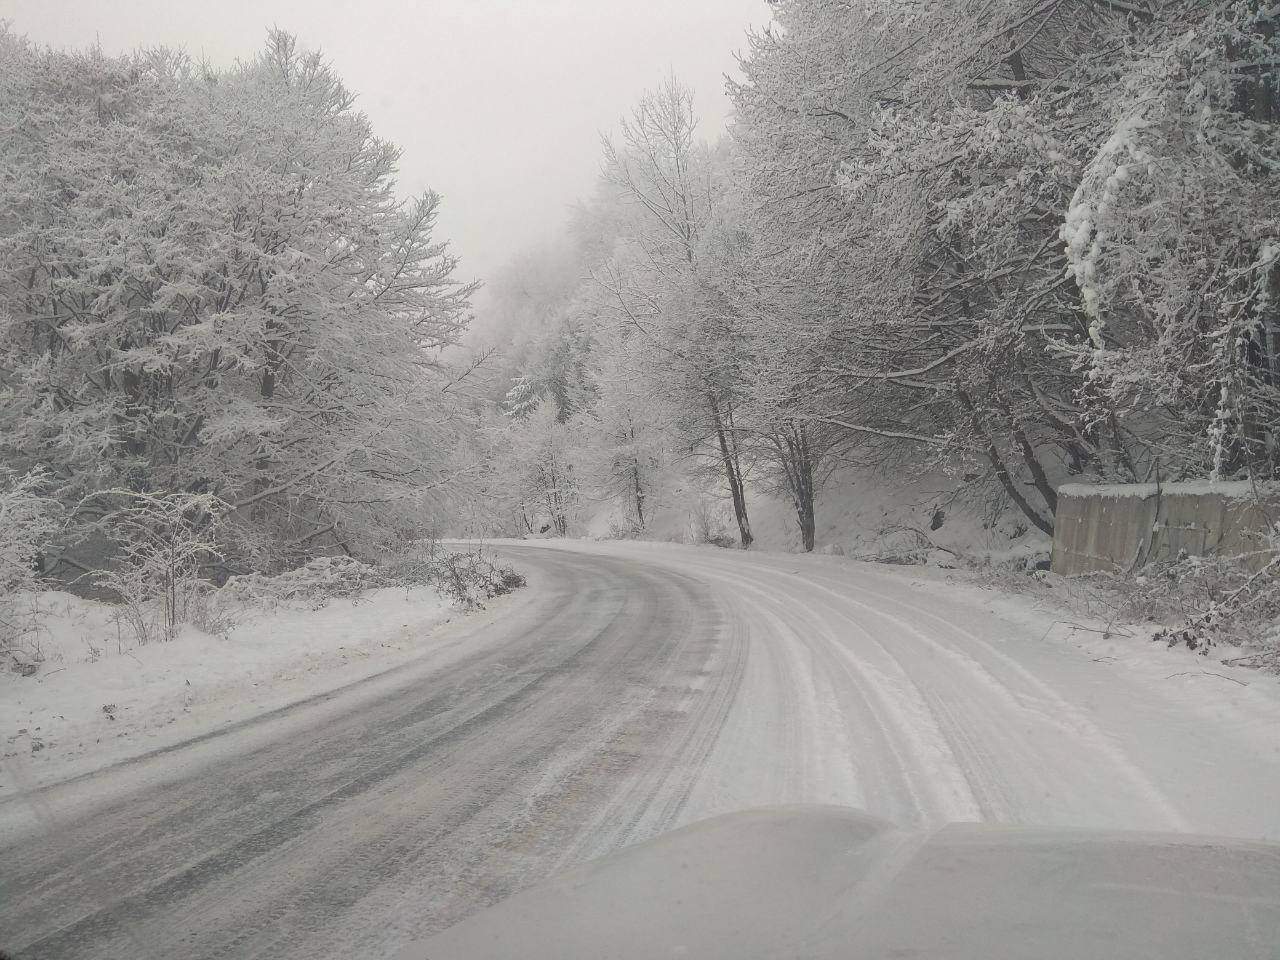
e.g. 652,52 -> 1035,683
4,0 -> 769,285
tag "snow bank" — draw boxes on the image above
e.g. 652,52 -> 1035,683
2,586 -> 455,795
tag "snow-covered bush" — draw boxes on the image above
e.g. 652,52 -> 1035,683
220,556 -> 390,612
687,495 -> 735,548
1149,548 -> 1280,658
428,551 -> 526,607
0,468 -> 61,671
1070,513 -> 1280,660
864,526 -> 935,566
91,492 -> 225,645
219,547 -> 525,616
607,518 -> 645,540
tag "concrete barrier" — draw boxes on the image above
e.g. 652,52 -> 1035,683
1051,480 -> 1280,576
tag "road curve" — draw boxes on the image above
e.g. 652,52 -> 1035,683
1,548 -> 741,959
2,541 -> 1278,959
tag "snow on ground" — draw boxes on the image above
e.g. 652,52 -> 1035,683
501,538 -> 1280,841
582,465 -> 1275,657
3,537 -> 1279,959
1,586 -> 456,797
750,468 -> 1048,565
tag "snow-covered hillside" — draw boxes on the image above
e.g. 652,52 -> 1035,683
580,464 -> 1048,568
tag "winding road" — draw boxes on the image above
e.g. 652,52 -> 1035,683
2,541 -> 1278,959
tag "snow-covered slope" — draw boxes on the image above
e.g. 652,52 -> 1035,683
584,464 -> 1047,566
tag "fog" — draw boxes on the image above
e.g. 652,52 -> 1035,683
4,0 -> 769,285
4,6 -> 1279,957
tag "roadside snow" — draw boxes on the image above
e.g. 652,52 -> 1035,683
1,586 -> 455,797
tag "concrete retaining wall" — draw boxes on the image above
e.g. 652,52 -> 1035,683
1051,481 -> 1280,576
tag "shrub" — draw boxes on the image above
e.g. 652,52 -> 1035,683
219,544 -> 526,614
89,491 -> 225,644
1148,549 -> 1280,657
220,555 -> 388,612
428,550 -> 526,607
0,469 -> 61,671
688,496 -> 734,548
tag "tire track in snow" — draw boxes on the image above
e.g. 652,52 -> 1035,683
636,548 -> 1192,833
678,565 -> 978,825
797,569 -> 1193,832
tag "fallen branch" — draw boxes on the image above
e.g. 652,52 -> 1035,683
1164,671 -> 1248,686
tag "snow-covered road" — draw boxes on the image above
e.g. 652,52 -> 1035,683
3,541 -> 1279,959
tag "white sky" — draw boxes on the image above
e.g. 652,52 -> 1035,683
2,0 -> 770,288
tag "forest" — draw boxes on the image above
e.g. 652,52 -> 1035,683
0,0 -> 1277,642
0,29 -> 485,630
470,0 -> 1279,552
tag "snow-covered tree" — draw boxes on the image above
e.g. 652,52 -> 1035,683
1059,2 -> 1280,480
598,79 -> 757,546
728,0 -> 1280,536
696,188 -> 847,551
0,469 -> 61,661
505,403 -> 580,536
576,320 -> 677,531
463,2 -> 1278,548
0,29 -> 478,568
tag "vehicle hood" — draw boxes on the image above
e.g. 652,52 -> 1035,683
405,805 -> 1280,959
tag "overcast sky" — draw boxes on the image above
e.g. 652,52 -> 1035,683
3,0 -> 770,289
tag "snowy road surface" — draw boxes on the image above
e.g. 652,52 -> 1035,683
2,541 -> 1279,958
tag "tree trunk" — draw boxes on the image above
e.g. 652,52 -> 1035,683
708,393 -> 752,548
1013,428 -> 1058,516
543,462 -> 568,536
632,456 -> 646,528
796,479 -> 816,553
958,391 -> 1054,537
777,423 -> 817,552
253,331 -> 285,523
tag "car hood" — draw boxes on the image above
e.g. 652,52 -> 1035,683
404,806 -> 1280,959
